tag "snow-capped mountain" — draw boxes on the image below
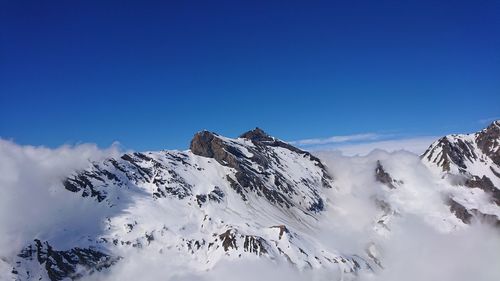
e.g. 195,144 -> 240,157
422,121 -> 500,225
9,128 -> 366,281
3,123 -> 500,281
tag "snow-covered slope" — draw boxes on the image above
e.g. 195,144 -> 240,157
422,121 -> 500,225
8,128 -> 370,281
3,124 -> 500,281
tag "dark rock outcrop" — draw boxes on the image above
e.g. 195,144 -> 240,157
422,136 -> 477,172
476,121 -> 500,166
243,235 -> 268,255
464,175 -> 500,205
15,240 -> 118,281
190,131 -> 237,165
422,121 -> 500,173
447,198 -> 473,224
447,198 -> 500,226
240,127 -> 275,143
375,161 -> 398,189
219,229 -> 238,252
270,225 -> 290,240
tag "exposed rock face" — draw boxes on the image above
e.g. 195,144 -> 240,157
216,229 -> 268,255
422,120 -> 500,225
13,240 -> 117,281
270,225 -> 289,240
465,176 -> 500,205
239,127 -> 274,142
423,121 -> 500,175
447,198 -> 473,224
422,136 -> 477,172
190,131 -> 239,167
447,198 -> 500,227
189,128 -> 333,212
477,121 -> 500,166
375,161 -> 399,189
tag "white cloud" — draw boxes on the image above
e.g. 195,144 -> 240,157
356,216 -> 500,281
0,139 -> 122,258
316,150 -> 500,281
479,117 -> 500,124
289,133 -> 382,146
316,136 -> 439,156
291,132 -> 438,156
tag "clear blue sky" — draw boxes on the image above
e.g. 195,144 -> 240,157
1,0 -> 499,151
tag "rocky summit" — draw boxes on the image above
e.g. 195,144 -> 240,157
189,128 -> 332,211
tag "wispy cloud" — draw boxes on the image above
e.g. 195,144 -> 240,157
478,117 -> 500,124
289,133 -> 438,156
289,133 -> 383,146
322,136 -> 439,156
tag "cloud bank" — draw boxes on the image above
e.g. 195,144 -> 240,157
0,139 -> 122,258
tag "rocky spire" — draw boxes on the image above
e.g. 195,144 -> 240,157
239,127 -> 274,142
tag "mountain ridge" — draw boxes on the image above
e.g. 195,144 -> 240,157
422,121 -> 500,225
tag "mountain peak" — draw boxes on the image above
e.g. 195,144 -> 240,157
189,130 -> 219,158
187,127 -> 332,212
422,121 -> 500,218
483,120 -> 500,134
477,120 -> 500,166
239,127 -> 274,142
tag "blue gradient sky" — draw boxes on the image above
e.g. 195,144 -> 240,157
1,0 -> 499,151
